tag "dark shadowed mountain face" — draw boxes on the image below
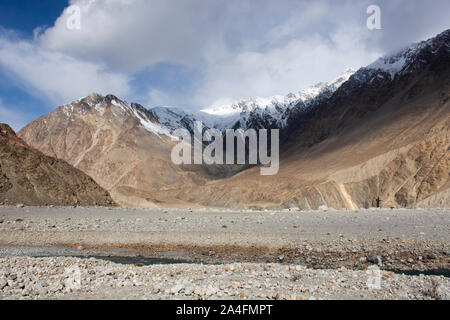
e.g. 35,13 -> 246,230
283,29 -> 450,149
187,29 -> 449,210
0,124 -> 116,207
18,30 -> 450,209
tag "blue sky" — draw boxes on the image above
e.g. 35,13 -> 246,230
0,0 -> 69,129
0,0 -> 449,131
0,0 -> 67,36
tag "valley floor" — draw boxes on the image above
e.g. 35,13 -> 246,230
0,206 -> 448,300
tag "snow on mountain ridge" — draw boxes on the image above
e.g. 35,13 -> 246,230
200,68 -> 356,117
65,68 -> 359,135
365,29 -> 450,78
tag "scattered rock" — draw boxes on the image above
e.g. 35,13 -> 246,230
0,256 -> 447,300
205,287 -> 217,296
39,288 -> 48,296
367,254 -> 382,266
170,284 -> 184,295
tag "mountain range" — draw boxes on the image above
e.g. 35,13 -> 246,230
15,29 -> 450,209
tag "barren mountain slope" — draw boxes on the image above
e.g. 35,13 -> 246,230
0,124 -> 115,206
169,85 -> 449,210
169,32 -> 450,209
19,94 -> 230,207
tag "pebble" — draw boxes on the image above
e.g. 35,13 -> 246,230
367,254 -> 382,266
0,207 -> 448,300
170,284 -> 184,294
0,256 -> 444,300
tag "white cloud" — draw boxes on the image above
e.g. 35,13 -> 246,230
2,0 -> 449,109
147,88 -> 177,107
265,2 -> 329,44
0,34 -> 130,106
194,27 -> 382,106
38,0 -> 216,72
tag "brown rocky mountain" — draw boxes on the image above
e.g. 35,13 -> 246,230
171,30 -> 450,210
18,94 -> 230,207
0,124 -> 116,207
178,63 -> 449,210
18,30 -> 450,210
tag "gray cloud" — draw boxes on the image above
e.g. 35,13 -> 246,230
373,0 -> 450,52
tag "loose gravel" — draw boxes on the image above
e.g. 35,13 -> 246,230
0,256 -> 448,300
0,206 -> 448,300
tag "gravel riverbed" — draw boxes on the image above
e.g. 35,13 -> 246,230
0,256 -> 448,300
0,206 -> 448,300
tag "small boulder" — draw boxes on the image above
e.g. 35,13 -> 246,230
427,253 -> 437,260
367,254 -> 382,266
0,279 -> 7,290
170,284 -> 184,295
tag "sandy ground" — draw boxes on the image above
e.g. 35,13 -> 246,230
0,206 -> 448,300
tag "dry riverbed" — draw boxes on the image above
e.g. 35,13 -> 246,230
0,206 -> 448,300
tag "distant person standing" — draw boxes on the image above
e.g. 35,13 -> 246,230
376,197 -> 383,208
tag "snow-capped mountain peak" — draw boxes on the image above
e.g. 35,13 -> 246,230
64,68 -> 357,137
200,68 -> 356,118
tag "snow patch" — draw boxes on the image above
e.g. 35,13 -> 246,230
367,56 -> 406,78
130,106 -> 173,139
94,103 -> 106,116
